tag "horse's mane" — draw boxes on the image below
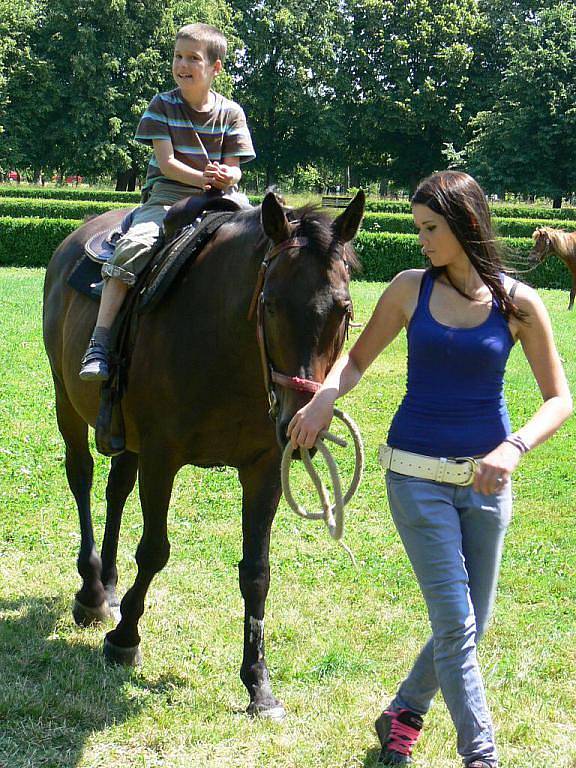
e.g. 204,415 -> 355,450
535,226 -> 576,260
288,204 -> 361,272
237,201 -> 360,271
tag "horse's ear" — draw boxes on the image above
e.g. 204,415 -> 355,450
332,190 -> 365,243
261,192 -> 291,243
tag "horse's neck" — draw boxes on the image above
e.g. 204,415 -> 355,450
551,230 -> 575,261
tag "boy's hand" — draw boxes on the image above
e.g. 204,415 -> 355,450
203,161 -> 239,190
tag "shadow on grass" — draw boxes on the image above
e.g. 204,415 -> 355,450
0,595 -> 186,768
363,746 -> 383,767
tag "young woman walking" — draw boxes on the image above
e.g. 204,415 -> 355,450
287,171 -> 572,766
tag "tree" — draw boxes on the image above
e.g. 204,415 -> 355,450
339,0 -> 485,192
230,0 -> 347,187
464,2 -> 576,207
0,0 -> 38,172
1,0 -> 235,187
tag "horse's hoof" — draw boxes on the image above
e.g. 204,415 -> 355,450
103,636 -> 142,667
246,701 -> 286,722
72,598 -> 111,627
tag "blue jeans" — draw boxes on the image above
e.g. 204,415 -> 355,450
385,471 -> 512,766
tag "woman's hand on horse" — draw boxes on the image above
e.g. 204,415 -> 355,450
474,442 -> 522,495
287,395 -> 335,450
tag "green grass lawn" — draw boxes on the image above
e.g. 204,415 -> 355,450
0,269 -> 574,768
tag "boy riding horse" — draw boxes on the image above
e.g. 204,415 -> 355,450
80,22 -> 255,381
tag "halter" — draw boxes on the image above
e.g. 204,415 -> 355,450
247,227 -> 352,418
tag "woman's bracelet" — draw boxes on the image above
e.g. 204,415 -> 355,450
503,434 -> 531,455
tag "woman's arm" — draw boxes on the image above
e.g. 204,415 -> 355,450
287,270 -> 422,448
475,284 -> 572,494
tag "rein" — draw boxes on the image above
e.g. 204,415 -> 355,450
247,226 -> 363,559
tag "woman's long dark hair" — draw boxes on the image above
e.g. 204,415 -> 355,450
411,171 -> 526,321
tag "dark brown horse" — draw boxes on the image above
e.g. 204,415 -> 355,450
531,226 -> 576,309
42,191 -> 364,718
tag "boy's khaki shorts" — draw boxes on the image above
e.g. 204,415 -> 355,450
101,180 -> 202,285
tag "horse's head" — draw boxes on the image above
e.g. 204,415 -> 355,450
256,190 -> 365,447
530,227 -> 553,264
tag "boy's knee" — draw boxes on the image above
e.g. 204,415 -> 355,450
102,237 -> 156,285
101,262 -> 138,286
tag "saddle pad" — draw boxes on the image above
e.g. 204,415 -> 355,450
67,254 -> 103,302
84,207 -> 138,264
138,210 -> 235,314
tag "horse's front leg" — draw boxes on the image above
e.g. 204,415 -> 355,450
238,448 -> 285,720
103,449 -> 178,666
569,274 -> 575,310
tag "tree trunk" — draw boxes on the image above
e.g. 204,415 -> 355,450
265,163 -> 275,189
127,166 -> 137,192
115,171 -> 129,192
552,196 -> 562,209
348,167 -> 360,189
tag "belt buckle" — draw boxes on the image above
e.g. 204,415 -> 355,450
455,457 -> 478,486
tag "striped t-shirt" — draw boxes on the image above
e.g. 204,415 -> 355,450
135,88 -> 256,190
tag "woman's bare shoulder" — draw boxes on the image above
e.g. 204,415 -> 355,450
380,269 -> 426,322
388,268 -> 426,295
506,277 -> 546,314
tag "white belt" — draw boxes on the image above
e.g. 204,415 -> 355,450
378,445 -> 478,486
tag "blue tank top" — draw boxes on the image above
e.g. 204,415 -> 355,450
387,270 -> 515,457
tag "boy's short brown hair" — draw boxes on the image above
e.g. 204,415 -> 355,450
176,23 -> 227,64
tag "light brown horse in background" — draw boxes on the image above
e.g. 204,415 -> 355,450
531,226 -> 576,309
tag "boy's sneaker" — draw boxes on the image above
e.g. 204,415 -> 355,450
79,341 -> 110,381
375,708 -> 423,765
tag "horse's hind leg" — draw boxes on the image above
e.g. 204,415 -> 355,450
53,377 -> 110,625
103,450 -> 177,666
238,449 -> 285,720
101,450 -> 139,616
569,274 -> 575,310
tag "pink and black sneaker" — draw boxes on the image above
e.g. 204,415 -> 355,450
375,708 -> 424,765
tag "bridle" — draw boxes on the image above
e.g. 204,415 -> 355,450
534,232 -> 551,262
247,226 -> 352,419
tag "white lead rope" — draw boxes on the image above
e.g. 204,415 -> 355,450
280,408 -> 365,564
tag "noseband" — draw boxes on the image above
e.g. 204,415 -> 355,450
247,229 -> 351,418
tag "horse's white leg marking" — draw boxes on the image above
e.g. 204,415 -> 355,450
249,616 -> 265,661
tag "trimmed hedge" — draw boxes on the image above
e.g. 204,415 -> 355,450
0,217 -> 79,267
0,217 -> 570,290
364,198 -> 576,221
5,196 -> 576,241
1,187 -> 575,220
0,195 -> 263,219
362,212 -> 576,238
353,232 -> 571,289
0,186 -> 142,202
0,186 -> 263,206
0,197 -> 132,219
